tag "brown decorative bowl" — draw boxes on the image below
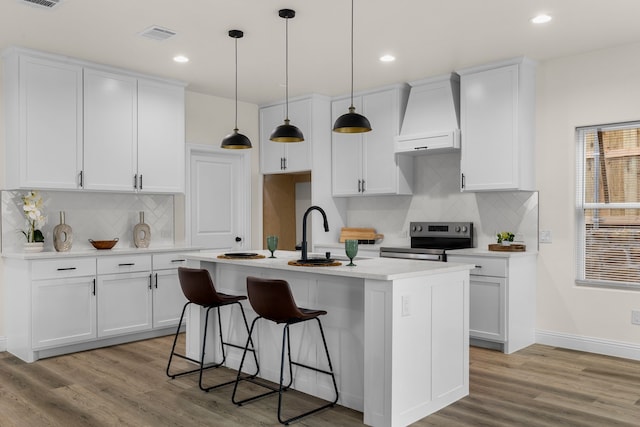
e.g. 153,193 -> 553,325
89,238 -> 119,250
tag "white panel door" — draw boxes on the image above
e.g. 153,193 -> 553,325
83,68 -> 137,191
188,148 -> 249,250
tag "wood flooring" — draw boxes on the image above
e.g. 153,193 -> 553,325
0,336 -> 639,426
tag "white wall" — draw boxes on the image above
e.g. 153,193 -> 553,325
536,42 -> 640,348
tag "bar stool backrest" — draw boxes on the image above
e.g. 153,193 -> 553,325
246,276 -> 303,323
177,267 -> 221,306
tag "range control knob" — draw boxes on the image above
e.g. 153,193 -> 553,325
455,226 -> 461,232
461,226 -> 468,232
416,225 -> 423,232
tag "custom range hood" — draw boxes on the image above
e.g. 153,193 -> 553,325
395,73 -> 460,155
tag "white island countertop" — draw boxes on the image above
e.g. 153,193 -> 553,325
186,250 -> 474,281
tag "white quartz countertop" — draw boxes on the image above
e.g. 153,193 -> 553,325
186,250 -> 474,281
1,245 -> 202,260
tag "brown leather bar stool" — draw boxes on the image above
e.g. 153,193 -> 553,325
166,267 -> 259,391
232,276 -> 339,425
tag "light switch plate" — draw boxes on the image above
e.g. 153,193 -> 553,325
539,230 -> 552,243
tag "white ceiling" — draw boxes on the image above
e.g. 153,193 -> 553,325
2,0 -> 640,105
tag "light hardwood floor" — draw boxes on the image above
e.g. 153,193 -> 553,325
0,336 -> 639,426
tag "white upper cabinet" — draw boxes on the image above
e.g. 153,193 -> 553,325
458,57 -> 536,191
3,53 -> 83,190
137,79 -> 185,193
332,84 -> 412,196
83,68 -> 138,192
2,48 -> 185,193
260,97 -> 312,174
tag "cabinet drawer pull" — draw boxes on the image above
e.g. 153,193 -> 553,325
118,263 -> 135,267
358,179 -> 362,193
475,265 -> 482,268
155,273 -> 158,289
139,174 -> 143,190
92,278 -> 96,296
414,146 -> 428,150
56,267 -> 77,271
171,259 -> 186,263
149,274 -> 153,290
134,174 -> 138,190
362,180 -> 366,193
79,171 -> 84,188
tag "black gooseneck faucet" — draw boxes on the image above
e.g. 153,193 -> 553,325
301,205 -> 329,261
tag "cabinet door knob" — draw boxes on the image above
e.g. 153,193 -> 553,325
235,236 -> 242,242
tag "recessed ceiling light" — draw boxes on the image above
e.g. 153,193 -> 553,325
379,54 -> 396,63
531,14 -> 552,24
173,55 -> 189,63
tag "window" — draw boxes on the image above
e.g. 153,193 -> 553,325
576,122 -> 640,289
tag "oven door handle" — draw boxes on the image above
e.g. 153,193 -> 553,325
380,251 -> 444,261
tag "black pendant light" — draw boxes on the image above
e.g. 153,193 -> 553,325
333,0 -> 372,133
221,29 -> 252,149
270,9 -> 304,143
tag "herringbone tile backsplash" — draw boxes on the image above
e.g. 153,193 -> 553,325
2,191 -> 174,252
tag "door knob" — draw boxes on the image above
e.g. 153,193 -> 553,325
235,236 -> 242,242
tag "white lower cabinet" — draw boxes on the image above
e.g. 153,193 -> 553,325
152,253 -> 188,328
31,259 -> 97,349
448,252 -> 536,354
97,255 -> 153,337
5,251 -> 193,363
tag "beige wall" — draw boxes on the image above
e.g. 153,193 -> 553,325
536,41 -> 640,344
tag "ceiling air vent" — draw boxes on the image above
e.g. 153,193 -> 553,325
139,26 -> 177,41
20,0 -> 62,8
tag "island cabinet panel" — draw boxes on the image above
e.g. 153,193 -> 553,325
186,251 -> 472,427
3,53 -> 83,190
458,57 -> 536,192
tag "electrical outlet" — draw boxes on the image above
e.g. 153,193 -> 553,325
539,230 -> 552,243
632,310 -> 640,325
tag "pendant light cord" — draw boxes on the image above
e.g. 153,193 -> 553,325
234,36 -> 238,130
350,0 -> 354,109
285,15 -> 290,121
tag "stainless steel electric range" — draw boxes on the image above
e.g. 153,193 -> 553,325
379,221 -> 474,262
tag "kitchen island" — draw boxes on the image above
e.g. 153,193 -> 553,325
184,250 -> 473,427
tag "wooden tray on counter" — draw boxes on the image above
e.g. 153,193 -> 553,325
488,244 -> 526,252
339,227 -> 384,243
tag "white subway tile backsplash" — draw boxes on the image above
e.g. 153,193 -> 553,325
2,191 -> 174,252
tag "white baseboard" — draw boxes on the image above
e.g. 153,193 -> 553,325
536,330 -> 640,361
0,336 -> 6,352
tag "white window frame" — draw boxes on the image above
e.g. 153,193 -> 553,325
576,121 -> 640,290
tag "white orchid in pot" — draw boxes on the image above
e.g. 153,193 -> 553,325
22,191 -> 46,250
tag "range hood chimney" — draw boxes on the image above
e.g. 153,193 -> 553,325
395,73 -> 460,155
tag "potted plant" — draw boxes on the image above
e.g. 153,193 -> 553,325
22,190 -> 46,252
497,231 -> 515,246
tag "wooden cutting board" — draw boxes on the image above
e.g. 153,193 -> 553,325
339,227 -> 384,243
